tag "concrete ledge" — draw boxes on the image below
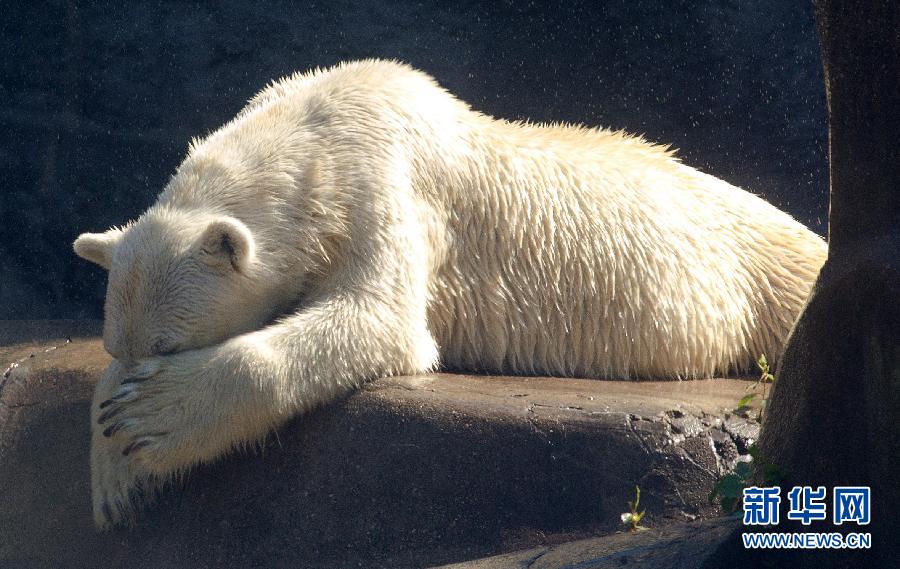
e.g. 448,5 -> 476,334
1,321 -> 758,568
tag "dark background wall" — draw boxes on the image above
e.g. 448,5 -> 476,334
0,0 -> 827,320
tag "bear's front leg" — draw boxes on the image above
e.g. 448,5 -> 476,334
92,288 -> 437,528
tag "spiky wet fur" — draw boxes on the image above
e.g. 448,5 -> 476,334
76,60 -> 826,529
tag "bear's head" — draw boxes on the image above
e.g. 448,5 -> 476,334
74,208 -> 273,362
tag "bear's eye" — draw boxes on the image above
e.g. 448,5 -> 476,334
151,338 -> 178,356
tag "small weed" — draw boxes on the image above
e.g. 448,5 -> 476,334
714,356 -> 783,513
734,354 -> 777,422
757,354 -> 776,384
621,485 -> 648,531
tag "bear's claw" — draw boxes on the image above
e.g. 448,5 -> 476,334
103,418 -> 137,437
97,405 -> 124,425
99,385 -> 138,409
121,375 -> 152,385
123,438 -> 153,456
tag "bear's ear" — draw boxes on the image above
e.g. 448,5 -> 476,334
73,229 -> 123,270
197,217 -> 255,273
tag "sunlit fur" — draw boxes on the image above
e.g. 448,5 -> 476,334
76,59 -> 826,528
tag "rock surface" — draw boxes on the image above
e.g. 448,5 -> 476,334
435,517 -> 739,569
1,321 -> 760,568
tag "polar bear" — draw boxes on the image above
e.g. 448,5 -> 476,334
74,59 -> 826,528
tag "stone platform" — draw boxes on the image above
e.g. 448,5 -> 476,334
0,321 -> 760,568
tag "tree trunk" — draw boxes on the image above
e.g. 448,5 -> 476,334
757,0 -> 899,564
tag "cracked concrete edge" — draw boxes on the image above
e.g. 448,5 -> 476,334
2,338 -> 71,389
0,320 -> 104,449
0,320 -> 103,384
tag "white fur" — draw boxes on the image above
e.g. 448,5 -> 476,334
76,60 -> 826,528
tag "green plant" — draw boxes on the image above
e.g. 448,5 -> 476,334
713,357 -> 785,513
709,460 -> 754,513
621,485 -> 648,531
709,444 -> 785,513
734,354 -> 777,421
